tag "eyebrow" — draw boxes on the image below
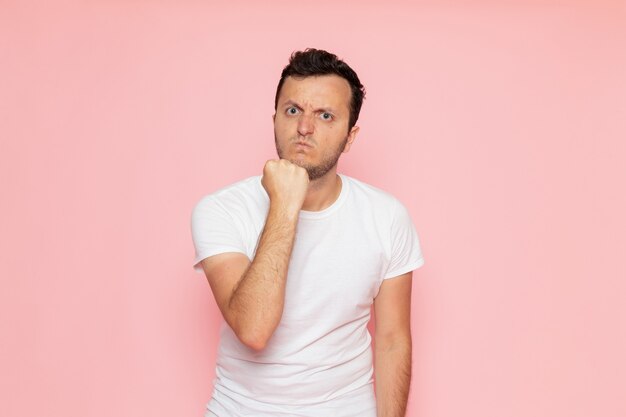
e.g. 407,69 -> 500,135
282,99 -> 337,114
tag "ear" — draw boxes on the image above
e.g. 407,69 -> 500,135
272,113 -> 276,122
342,125 -> 360,153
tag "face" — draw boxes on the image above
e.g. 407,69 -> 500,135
273,74 -> 360,180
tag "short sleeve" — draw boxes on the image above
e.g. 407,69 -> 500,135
383,200 -> 425,279
190,196 -> 248,273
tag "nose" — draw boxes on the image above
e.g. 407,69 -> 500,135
297,113 -> 315,137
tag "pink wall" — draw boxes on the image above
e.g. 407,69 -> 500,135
2,1 -> 625,416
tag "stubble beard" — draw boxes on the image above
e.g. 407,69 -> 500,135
274,134 -> 349,181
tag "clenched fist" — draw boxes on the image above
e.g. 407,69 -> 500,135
261,159 -> 309,214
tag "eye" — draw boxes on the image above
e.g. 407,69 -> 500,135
286,107 -> 299,115
321,112 -> 333,121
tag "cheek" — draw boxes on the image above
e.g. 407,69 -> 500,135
274,117 -> 295,133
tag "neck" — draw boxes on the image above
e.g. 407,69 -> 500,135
301,169 -> 342,212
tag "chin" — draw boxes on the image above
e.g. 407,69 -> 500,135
291,158 -> 310,169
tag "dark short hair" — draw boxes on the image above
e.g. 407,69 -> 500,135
274,48 -> 366,132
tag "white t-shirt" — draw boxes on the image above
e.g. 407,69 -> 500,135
190,173 -> 425,417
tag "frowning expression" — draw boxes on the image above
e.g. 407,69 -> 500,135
273,74 -> 360,180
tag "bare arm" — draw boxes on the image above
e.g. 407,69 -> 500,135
373,271 -> 413,417
200,159 -> 308,351
227,202 -> 299,349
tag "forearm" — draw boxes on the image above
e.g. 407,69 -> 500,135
375,339 -> 412,417
229,204 -> 298,349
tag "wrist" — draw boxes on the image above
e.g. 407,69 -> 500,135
268,201 -> 300,222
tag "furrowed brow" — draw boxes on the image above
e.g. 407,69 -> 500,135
283,99 -> 337,114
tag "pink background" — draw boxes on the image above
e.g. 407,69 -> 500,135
1,1 -> 625,416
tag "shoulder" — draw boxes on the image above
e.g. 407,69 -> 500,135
206,175 -> 263,201
341,174 -> 403,212
192,175 -> 265,212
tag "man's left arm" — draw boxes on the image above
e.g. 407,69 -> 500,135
373,271 -> 413,417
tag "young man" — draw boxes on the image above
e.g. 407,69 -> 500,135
191,48 -> 425,417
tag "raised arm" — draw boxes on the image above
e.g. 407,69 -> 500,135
201,159 -> 308,351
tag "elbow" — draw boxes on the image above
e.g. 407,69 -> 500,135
244,339 -> 267,352
226,304 -> 279,351
232,317 -> 273,351
375,333 -> 412,353
239,331 -> 269,351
